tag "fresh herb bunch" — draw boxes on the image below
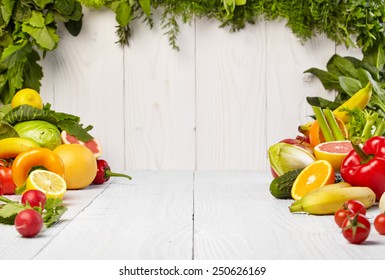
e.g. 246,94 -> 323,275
79,0 -> 385,51
0,0 -> 83,104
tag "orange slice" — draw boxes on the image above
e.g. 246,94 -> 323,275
309,116 -> 348,147
291,160 -> 335,200
314,140 -> 353,171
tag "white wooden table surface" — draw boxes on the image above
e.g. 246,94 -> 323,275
0,171 -> 384,260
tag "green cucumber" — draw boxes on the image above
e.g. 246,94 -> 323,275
269,168 -> 303,199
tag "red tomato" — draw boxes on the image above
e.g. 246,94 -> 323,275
334,208 -> 353,228
342,213 -> 371,244
21,190 -> 47,210
374,213 -> 385,235
343,199 -> 366,215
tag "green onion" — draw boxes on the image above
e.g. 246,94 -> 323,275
323,108 -> 345,141
312,106 -> 335,142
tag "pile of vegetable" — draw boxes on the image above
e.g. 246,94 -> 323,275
0,88 -> 131,238
268,43 -> 385,244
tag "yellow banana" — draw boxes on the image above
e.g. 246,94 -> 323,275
333,82 -> 372,123
0,137 -> 40,158
289,186 -> 376,215
305,182 -> 351,195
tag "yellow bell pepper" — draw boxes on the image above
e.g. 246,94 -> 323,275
12,147 -> 65,187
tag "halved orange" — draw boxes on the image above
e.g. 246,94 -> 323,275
291,160 -> 335,200
308,116 -> 348,147
314,140 -> 353,171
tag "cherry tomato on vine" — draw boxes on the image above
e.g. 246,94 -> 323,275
374,213 -> 385,235
334,208 -> 353,228
341,213 -> 370,244
343,199 -> 366,215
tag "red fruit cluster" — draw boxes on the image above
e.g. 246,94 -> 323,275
334,199 -> 385,244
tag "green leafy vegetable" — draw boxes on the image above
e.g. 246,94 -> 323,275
1,104 -> 94,142
345,108 -> 385,143
0,0 -> 83,103
14,120 -> 62,150
0,195 -> 67,228
305,40 -> 385,119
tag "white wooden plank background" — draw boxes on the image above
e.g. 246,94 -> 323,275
39,8 -> 358,171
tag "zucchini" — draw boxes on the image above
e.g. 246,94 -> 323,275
269,169 -> 303,199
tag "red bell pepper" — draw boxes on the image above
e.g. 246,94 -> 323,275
340,136 -> 385,200
0,159 -> 17,195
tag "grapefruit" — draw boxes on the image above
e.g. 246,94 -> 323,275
314,140 -> 353,171
61,130 -> 102,158
53,144 -> 97,190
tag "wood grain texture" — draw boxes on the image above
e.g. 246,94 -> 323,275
195,19 -> 267,171
122,13 -> 196,170
265,21 -> 336,152
193,172 -> 385,260
34,171 -> 194,260
40,9 -> 126,170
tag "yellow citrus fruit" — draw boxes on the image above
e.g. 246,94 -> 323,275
11,88 -> 43,109
291,160 -> 335,200
309,116 -> 348,147
26,170 -> 67,199
314,140 -> 353,171
53,144 -> 97,190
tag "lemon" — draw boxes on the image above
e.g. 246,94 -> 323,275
11,88 -> 43,109
26,170 -> 67,199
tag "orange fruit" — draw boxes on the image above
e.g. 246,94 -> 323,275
291,160 -> 335,200
53,144 -> 97,190
308,117 -> 348,146
314,140 -> 353,171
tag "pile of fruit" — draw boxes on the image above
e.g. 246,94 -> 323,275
268,82 -> 385,244
0,88 -> 132,238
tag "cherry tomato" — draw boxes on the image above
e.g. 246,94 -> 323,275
21,190 -> 47,210
343,199 -> 366,215
14,209 -> 43,238
342,213 -> 371,244
334,208 -> 353,228
374,213 -> 385,235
